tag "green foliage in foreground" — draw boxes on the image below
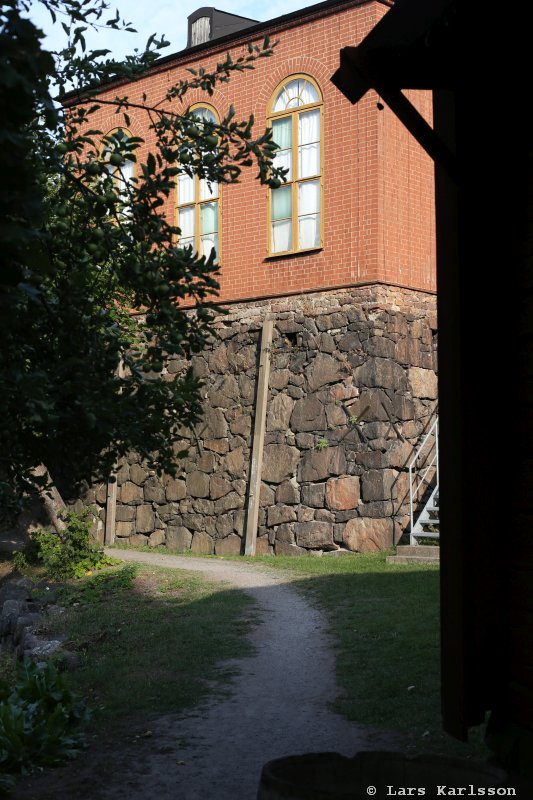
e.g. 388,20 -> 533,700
0,659 -> 90,790
0,0 -> 284,521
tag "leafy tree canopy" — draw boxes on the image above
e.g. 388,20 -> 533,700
0,0 -> 284,520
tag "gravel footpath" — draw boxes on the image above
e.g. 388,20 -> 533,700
92,549 -> 399,800
16,548 -> 400,800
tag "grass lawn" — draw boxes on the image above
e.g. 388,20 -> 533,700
2,545 -> 490,763
56,567 -> 253,718
131,546 -> 490,761
20,561 -> 258,725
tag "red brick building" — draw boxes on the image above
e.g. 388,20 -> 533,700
83,0 -> 439,556
90,0 -> 435,302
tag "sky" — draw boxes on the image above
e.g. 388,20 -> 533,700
27,0 -> 313,64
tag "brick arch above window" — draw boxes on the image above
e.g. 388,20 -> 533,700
255,57 -> 329,114
180,86 -> 227,117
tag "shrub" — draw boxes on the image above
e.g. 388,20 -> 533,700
32,508 -> 114,580
0,659 -> 90,785
10,552 -> 28,575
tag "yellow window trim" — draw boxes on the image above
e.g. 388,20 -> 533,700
267,75 -> 324,257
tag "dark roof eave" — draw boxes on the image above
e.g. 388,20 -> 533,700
63,0 -> 391,104
155,0 -> 382,66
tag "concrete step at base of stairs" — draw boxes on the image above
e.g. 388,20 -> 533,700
386,544 -> 440,565
386,555 -> 440,565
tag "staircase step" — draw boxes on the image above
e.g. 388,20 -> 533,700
386,554 -> 440,565
395,545 -> 440,558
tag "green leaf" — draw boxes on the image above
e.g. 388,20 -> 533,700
146,152 -> 156,174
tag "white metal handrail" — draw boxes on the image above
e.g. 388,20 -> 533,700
408,415 -> 439,545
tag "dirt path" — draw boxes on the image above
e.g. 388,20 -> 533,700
17,549 -> 400,799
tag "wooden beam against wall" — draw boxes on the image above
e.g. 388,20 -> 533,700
104,477 -> 117,545
104,358 -> 126,547
244,318 -> 273,556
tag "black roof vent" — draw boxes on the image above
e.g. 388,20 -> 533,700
187,7 -> 259,48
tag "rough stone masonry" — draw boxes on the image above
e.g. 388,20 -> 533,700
78,284 -> 437,555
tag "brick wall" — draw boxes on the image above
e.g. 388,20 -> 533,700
81,0 -> 436,304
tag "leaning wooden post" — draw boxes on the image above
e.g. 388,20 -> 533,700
104,358 -> 127,546
244,318 -> 273,556
104,477 -> 117,545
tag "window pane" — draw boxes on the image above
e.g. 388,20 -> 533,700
179,236 -> 194,251
298,180 -> 320,215
298,214 -> 320,249
272,185 -> 292,221
299,109 -> 319,144
273,149 -> 292,181
178,174 -> 195,205
272,117 -> 292,149
283,80 -> 299,106
300,80 -> 319,105
273,79 -> 319,112
121,160 -> 135,184
272,220 -> 292,253
299,143 -> 320,179
200,178 -> 218,200
286,80 -> 299,98
201,233 -> 218,261
192,106 -> 216,124
201,202 -> 218,234
273,88 -> 288,112
117,161 -> 134,207
272,117 -> 292,181
179,206 -> 194,238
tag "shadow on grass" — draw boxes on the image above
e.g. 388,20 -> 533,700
8,555 -> 495,800
42,564 -> 258,725
12,553 -> 489,800
94,551 -> 487,760
289,568 -> 466,756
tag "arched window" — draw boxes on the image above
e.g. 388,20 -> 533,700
101,128 -> 135,199
177,106 -> 219,263
268,76 -> 323,255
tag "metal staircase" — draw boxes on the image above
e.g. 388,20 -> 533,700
387,414 -> 440,565
410,486 -> 439,542
408,415 -> 439,545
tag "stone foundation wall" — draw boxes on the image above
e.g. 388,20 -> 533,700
83,284 -> 438,555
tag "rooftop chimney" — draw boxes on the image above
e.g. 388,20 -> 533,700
187,7 -> 259,48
